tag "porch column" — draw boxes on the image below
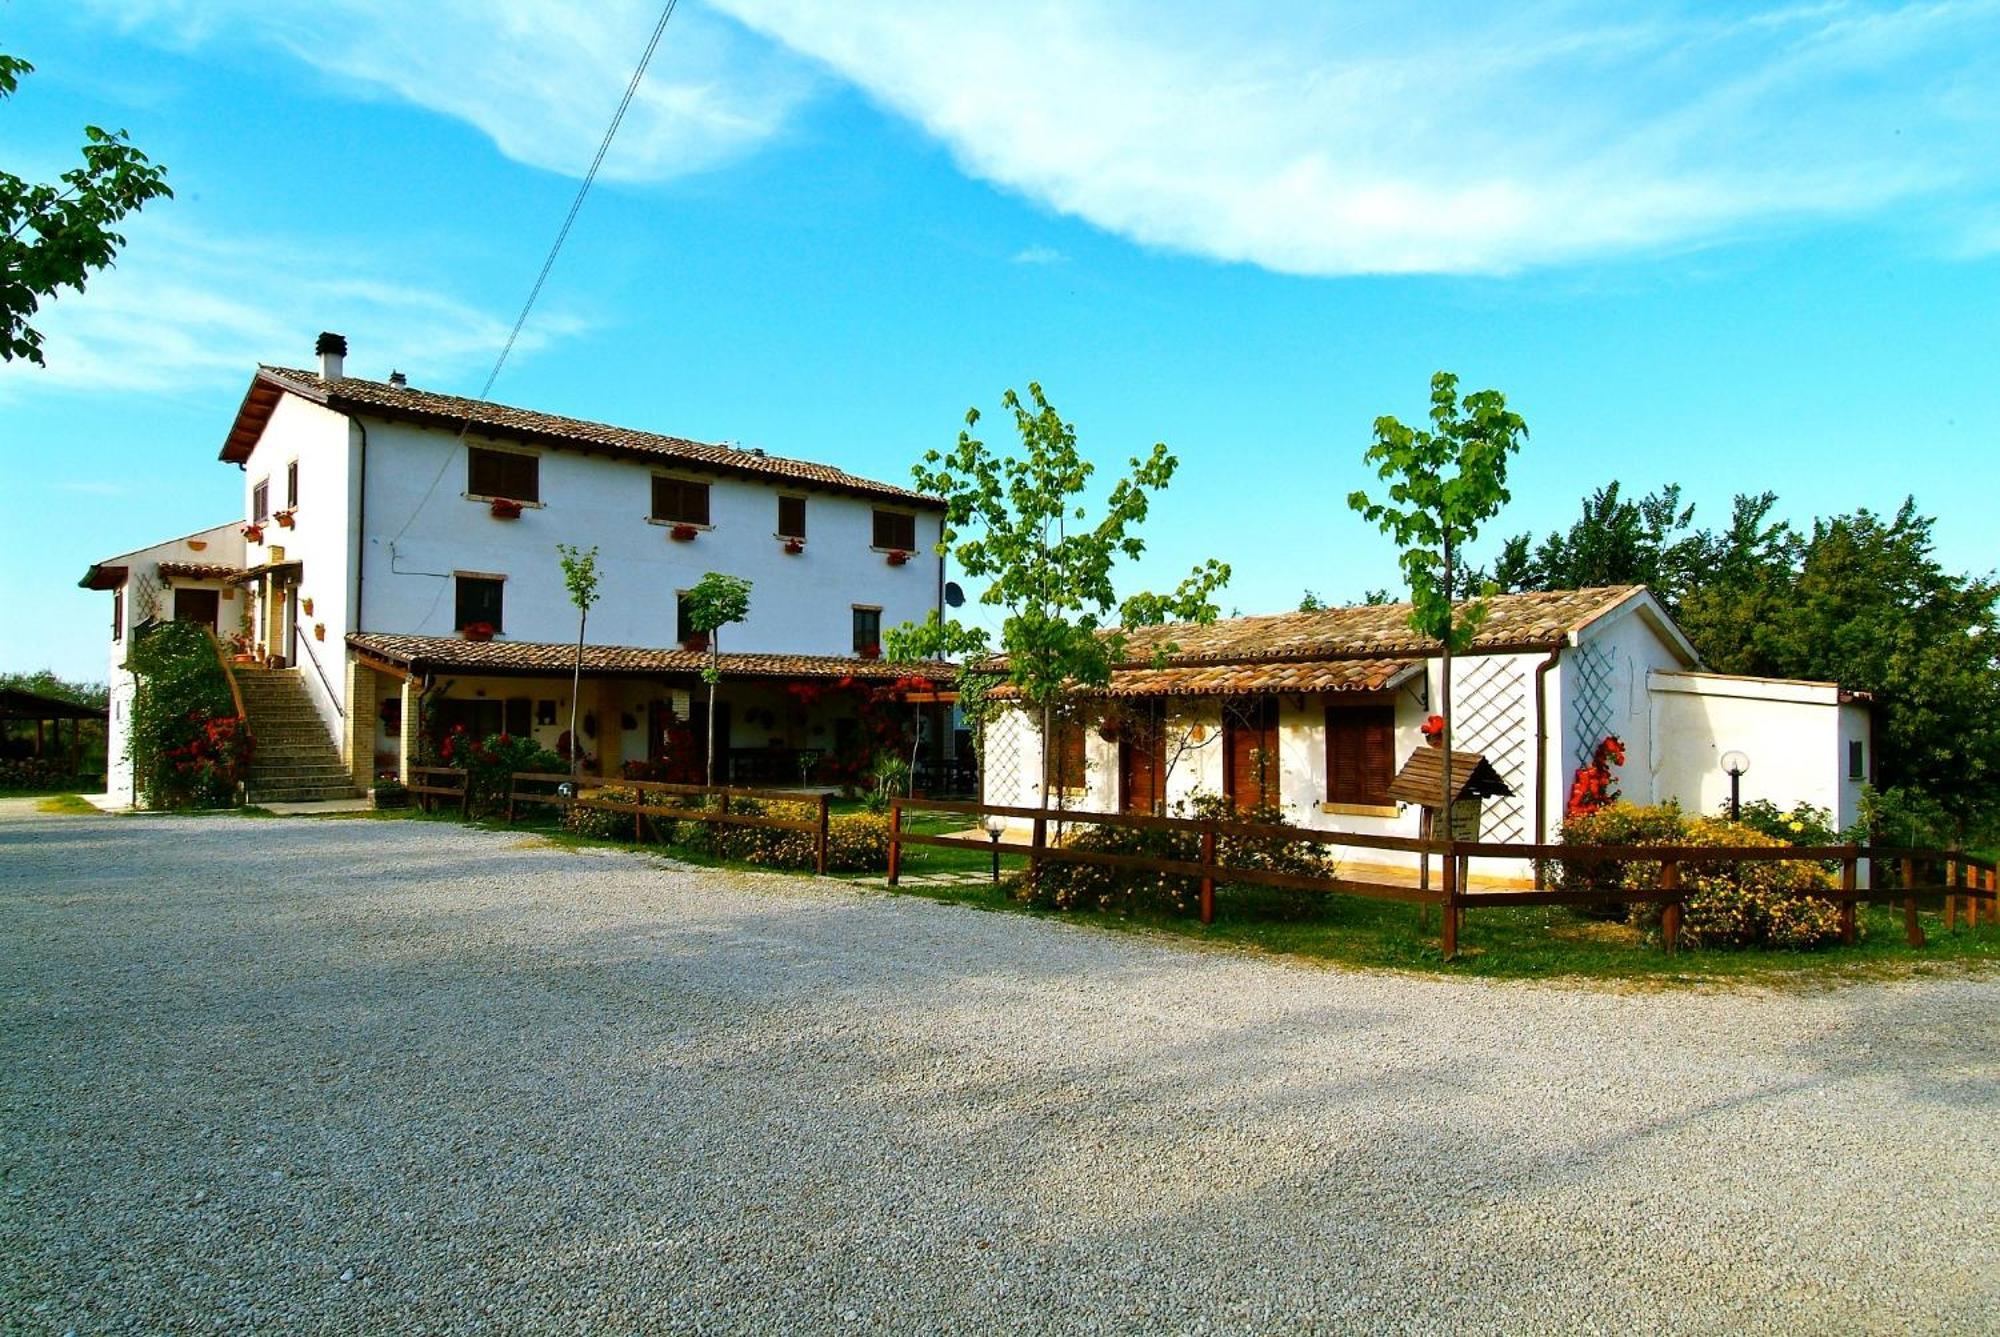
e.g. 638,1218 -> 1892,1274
398,677 -> 421,785
344,658 -> 375,791
594,679 -> 619,778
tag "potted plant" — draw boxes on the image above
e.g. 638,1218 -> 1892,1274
670,523 -> 699,541
885,549 -> 910,566
371,778 -> 409,810
274,508 -> 297,529
1421,714 -> 1446,747
461,621 -> 496,643
240,522 -> 264,543
489,497 -> 524,520
783,537 -> 804,555
858,643 -> 882,661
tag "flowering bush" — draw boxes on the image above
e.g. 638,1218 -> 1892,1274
127,621 -> 253,809
1023,792 -> 1331,918
443,731 -> 565,815
0,757 -> 75,791
562,785 -> 639,839
1565,734 -> 1627,818
562,792 -> 888,871
1732,799 -> 1841,848
1561,801 -> 1844,950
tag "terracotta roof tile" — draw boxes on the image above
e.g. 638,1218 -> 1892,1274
1107,586 -> 1645,665
232,368 -> 941,509
348,632 -> 954,683
989,658 -> 1420,699
157,562 -> 242,581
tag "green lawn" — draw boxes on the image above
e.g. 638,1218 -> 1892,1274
282,800 -> 2000,988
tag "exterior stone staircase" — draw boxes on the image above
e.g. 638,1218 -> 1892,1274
233,668 -> 361,804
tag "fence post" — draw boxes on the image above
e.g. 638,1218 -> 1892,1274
458,772 -> 469,819
1029,809 -> 1047,888
1945,854 -> 1959,932
886,798 -> 902,886
1199,823 -> 1217,926
506,772 -> 516,825
1440,835 -> 1459,959
1839,854 -> 1857,947
1902,856 -> 1923,947
1661,859 -> 1682,955
815,793 -> 830,877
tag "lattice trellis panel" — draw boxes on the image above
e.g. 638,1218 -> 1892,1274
1452,657 -> 1529,843
1568,640 -> 1617,768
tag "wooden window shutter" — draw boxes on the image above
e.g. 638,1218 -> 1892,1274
653,477 -> 709,525
469,448 -> 538,503
778,496 -> 806,539
1327,703 -> 1394,807
873,510 -> 915,551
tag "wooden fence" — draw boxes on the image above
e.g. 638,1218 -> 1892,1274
887,797 -> 1998,957
407,765 -> 468,815
504,772 -> 833,875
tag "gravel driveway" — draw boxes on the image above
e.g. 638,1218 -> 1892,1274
2,805 -> 1995,1334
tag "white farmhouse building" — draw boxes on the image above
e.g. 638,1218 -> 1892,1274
84,333 -> 958,805
980,585 -> 1872,884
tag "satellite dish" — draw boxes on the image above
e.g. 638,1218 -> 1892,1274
944,581 -> 965,608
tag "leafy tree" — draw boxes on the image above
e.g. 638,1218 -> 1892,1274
0,669 -> 106,709
893,382 -> 1229,808
2,51 -> 173,365
1491,482 -> 1701,603
1348,371 -> 1528,828
1298,590 -> 1326,612
556,544 -> 600,782
683,572 -> 752,788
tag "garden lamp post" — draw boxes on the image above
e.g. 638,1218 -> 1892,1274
1720,750 -> 1750,822
984,812 -> 1006,883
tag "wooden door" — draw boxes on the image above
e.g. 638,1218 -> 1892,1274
1223,699 -> 1279,814
1119,729 -> 1159,814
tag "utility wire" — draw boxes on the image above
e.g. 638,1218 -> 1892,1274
387,0 -> 680,560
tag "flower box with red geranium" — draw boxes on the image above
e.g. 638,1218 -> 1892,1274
783,537 -> 804,555
1420,714 -> 1446,747
670,523 -> 699,542
885,549 -> 910,566
274,508 -> 297,529
681,633 -> 709,653
240,522 -> 264,544
461,621 -> 496,643
489,497 -> 523,520
858,643 -> 882,661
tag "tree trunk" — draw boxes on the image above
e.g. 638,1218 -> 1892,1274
569,609 -> 586,785
1441,534 -> 1455,820
705,634 -> 719,790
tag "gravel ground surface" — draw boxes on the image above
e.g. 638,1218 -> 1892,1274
2,803 -> 1996,1334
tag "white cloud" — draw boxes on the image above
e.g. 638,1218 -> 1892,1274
0,220 -> 584,398
84,0 -> 818,181
1011,245 -> 1068,265
712,0 -> 2000,274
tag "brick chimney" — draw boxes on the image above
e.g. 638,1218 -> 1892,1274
316,331 -> 347,381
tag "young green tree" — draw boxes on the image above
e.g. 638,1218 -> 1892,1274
2,51 -> 173,366
556,544 -> 600,783
684,572 -> 752,788
889,382 -> 1229,810
1348,371 -> 1528,831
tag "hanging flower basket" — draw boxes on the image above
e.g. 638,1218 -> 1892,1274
489,497 -> 524,520
885,549 -> 910,566
670,523 -> 699,542
240,522 -> 265,544
274,508 -> 297,529
461,621 -> 496,643
1097,721 -> 1122,743
858,643 -> 882,661
783,537 -> 805,555
1421,714 -> 1447,746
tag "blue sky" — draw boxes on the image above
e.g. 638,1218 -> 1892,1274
4,1 -> 1998,681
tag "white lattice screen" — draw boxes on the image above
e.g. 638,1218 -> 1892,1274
1453,657 -> 1529,843
1568,640 -> 1617,768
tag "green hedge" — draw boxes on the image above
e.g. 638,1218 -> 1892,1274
561,789 -> 888,872
127,622 -> 251,810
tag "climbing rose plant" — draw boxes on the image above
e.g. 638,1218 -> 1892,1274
1565,734 -> 1627,818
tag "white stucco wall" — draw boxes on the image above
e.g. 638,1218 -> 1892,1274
1649,671 -> 1871,829
236,393 -> 355,736
353,417 -> 944,657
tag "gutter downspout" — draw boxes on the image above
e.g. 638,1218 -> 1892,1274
1533,644 -> 1563,869
353,418 -> 369,634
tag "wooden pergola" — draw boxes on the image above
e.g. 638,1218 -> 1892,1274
0,688 -> 107,777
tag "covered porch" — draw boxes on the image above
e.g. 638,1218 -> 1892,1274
343,632 -> 966,795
